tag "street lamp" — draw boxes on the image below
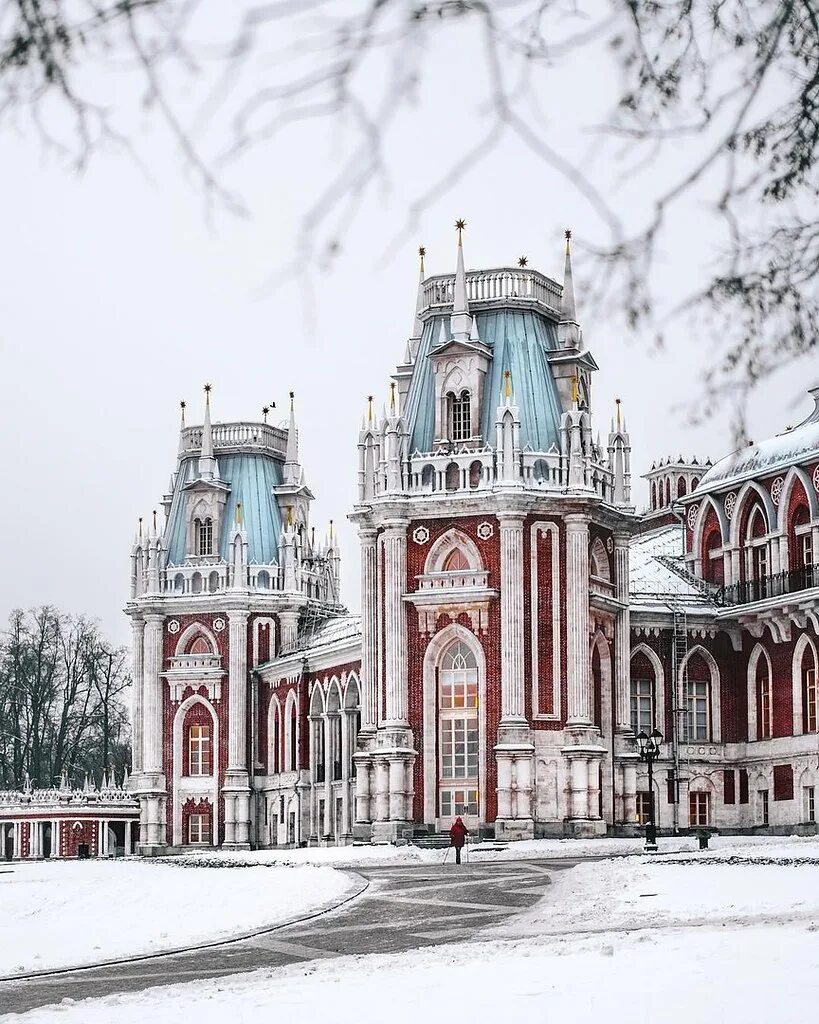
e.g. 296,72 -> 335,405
636,728 -> 664,852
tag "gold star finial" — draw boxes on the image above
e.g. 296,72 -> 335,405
571,375 -> 579,405
615,397 -> 621,428
418,245 -> 426,273
367,395 -> 374,424
389,381 -> 396,414
262,406 -> 269,422
518,256 -> 528,268
204,383 -> 212,394
455,218 -> 466,242
504,369 -> 512,399
180,400 -> 186,427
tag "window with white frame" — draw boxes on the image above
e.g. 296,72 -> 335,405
630,678 -> 654,735
757,658 -> 772,739
683,679 -> 709,741
802,531 -> 813,568
689,791 -> 710,827
188,723 -> 211,776
757,788 -> 769,826
805,666 -> 818,734
195,517 -> 214,556
804,785 -> 816,824
438,640 -> 479,821
636,791 -> 653,825
448,391 -> 471,442
188,813 -> 211,844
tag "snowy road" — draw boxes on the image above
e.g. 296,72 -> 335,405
0,857 -> 576,1015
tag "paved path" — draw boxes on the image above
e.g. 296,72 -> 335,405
0,857 -> 579,1016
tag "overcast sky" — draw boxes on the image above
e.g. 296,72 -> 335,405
0,3 -> 813,647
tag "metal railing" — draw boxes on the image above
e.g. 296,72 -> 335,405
714,564 -> 817,606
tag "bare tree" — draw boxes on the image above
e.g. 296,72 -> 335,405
1,1 -> 816,409
0,606 -> 131,790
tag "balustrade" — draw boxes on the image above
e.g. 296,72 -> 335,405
421,267 -> 562,316
179,421 -> 287,457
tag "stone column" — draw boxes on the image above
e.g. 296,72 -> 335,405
278,610 -> 300,653
499,513 -> 526,723
354,758 -> 372,826
130,617 -> 145,781
565,515 -> 591,726
623,760 -> 638,825
382,524 -> 408,726
374,760 -> 390,823
613,531 -> 632,734
140,614 -> 166,852
359,528 -> 379,732
224,610 -> 251,848
323,714 -> 333,837
570,756 -> 589,819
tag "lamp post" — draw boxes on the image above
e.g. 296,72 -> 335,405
636,728 -> 663,852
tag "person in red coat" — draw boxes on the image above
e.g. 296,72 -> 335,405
449,816 -> 469,864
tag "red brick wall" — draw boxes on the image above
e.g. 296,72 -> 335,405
773,763 -> 794,801
63,819 -> 97,858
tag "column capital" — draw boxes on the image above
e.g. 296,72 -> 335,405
143,612 -> 165,626
381,520 -> 408,536
564,512 -> 591,530
359,526 -> 379,543
612,528 -> 632,548
228,609 -> 250,625
497,511 -> 526,528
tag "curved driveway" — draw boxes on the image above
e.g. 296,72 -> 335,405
1,856 -> 579,1016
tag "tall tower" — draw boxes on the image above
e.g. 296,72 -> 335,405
351,227 -> 639,841
126,389 -> 343,853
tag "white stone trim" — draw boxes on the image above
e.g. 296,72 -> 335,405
680,645 -> 722,743
174,621 -> 219,657
529,521 -> 561,721
792,633 -> 818,735
172,694 -> 219,847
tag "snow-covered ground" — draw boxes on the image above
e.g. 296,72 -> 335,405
0,860 -> 353,977
170,831 -> 819,868
11,835 -> 819,1024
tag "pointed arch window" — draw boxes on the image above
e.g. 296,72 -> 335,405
448,390 -> 471,442
438,640 -> 479,822
757,654 -> 773,739
443,547 -> 470,573
195,517 -> 214,556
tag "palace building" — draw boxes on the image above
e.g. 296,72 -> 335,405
125,228 -> 819,852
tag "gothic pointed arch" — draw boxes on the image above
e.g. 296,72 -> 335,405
589,537 -> 611,583
267,693 -> 283,773
172,693 -> 219,847
729,480 -> 777,549
424,528 -> 484,575
691,494 -> 729,574
792,633 -> 819,735
630,642 -> 666,736
680,645 -> 721,742
747,642 -> 773,741
776,465 -> 819,532
174,621 -> 219,657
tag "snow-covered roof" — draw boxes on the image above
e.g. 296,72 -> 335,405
629,524 -> 711,609
301,614 -> 362,651
694,388 -> 819,495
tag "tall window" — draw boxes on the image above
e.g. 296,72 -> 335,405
630,678 -> 654,734
448,390 -> 471,442
636,792 -> 653,825
804,786 -> 816,824
189,813 -> 211,844
757,788 -> 769,826
683,679 -> 709,741
189,724 -> 211,776
195,517 -> 213,556
439,640 -> 479,821
757,656 -> 772,739
689,792 -> 710,827
804,664 -> 817,734
289,704 -> 297,770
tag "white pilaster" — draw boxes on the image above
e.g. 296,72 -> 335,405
499,513 -> 526,723
382,523 -> 408,726
565,515 -> 591,725
130,617 -> 145,779
359,528 -> 379,732
613,531 -> 632,733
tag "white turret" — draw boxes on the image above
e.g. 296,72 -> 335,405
229,502 -> 249,589
558,230 -> 581,351
607,398 -> 632,505
383,383 -> 406,494
283,391 -> 302,486
495,370 -> 522,486
198,385 -> 219,482
450,220 -> 471,341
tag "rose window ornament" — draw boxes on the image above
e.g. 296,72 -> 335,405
412,526 -> 430,545
476,521 -> 494,541
724,492 -> 737,520
213,617 -> 226,633
686,504 -> 699,530
813,465 -> 819,493
167,620 -> 180,635
770,477 -> 784,506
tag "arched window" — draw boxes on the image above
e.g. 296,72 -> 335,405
469,460 -> 482,489
801,645 -> 818,734
195,517 -> 214,556
665,478 -> 671,506
421,464 -> 435,491
651,481 -> 657,510
745,504 -> 769,587
589,537 -> 611,583
269,700 -> 281,773
189,636 -> 210,656
188,723 -> 212,776
683,653 -> 711,741
443,547 -> 470,572
438,640 -> 479,822
692,477 -> 700,491
533,459 -> 550,485
792,504 -> 813,574
445,461 -> 460,490
703,530 -> 724,585
677,477 -> 687,498
448,390 -> 471,442
289,701 -> 298,771
756,652 -> 773,739
630,657 -> 655,735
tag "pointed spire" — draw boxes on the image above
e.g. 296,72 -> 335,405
503,369 -> 513,403
389,381 -> 397,416
367,395 -> 374,425
411,247 -> 426,342
561,230 -> 576,323
284,391 -> 301,485
615,397 -> 622,430
180,400 -> 186,428
138,517 -> 143,542
571,375 -> 579,407
451,219 -> 471,339
198,383 -> 218,481
235,501 -> 243,526
469,315 -> 481,343
436,318 -> 449,349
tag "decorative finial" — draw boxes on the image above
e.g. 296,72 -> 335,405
565,228 -> 572,242
289,390 -> 294,412
329,519 -> 334,542
152,510 -> 157,531
262,406 -> 269,422
455,218 -> 466,242
419,245 -> 426,273
615,397 -> 621,428
204,383 -> 212,395
518,256 -> 528,268
389,381 -> 396,414
236,501 -> 243,526
571,375 -> 579,405
367,395 -> 374,424
311,526 -> 315,548
138,516 -> 143,539
180,400 -> 186,427
504,368 -> 512,399
287,506 -> 294,528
